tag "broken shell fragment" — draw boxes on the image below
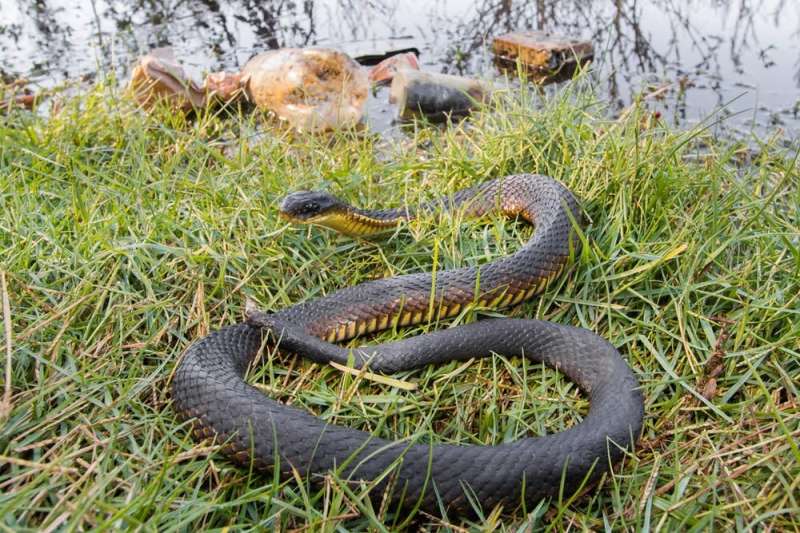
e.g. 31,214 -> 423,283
241,48 -> 369,132
0,92 -> 37,112
128,47 -> 205,111
368,52 -> 420,86
204,71 -> 245,102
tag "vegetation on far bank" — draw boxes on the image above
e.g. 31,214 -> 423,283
1,76 -> 798,531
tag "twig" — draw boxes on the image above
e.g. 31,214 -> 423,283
616,82 -> 675,124
329,360 -> 417,391
0,271 -> 12,423
0,455 -> 78,475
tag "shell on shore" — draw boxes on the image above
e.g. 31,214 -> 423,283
241,48 -> 368,131
128,47 -> 205,111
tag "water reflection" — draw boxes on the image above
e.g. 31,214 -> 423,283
1,0 -> 798,133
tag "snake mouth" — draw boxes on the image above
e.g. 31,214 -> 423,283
278,209 -> 347,226
277,210 -> 306,223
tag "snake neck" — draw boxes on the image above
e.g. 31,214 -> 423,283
306,206 -> 412,237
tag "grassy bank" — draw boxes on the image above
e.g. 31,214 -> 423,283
1,78 -> 798,531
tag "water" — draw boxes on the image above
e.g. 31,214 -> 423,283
2,0 -> 799,137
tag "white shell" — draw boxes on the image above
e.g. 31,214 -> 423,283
242,48 -> 368,132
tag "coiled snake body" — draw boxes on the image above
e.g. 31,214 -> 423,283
172,174 -> 644,515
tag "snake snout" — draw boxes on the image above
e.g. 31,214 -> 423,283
279,190 -> 344,222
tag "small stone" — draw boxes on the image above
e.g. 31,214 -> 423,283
701,378 -> 718,400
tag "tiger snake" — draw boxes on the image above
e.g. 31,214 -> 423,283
172,173 -> 644,516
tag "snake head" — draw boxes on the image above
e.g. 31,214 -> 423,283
278,190 -> 347,223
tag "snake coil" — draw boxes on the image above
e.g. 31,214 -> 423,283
172,174 -> 644,516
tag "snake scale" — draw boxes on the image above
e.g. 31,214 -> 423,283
172,173 -> 644,516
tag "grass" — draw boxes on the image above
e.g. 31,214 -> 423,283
0,75 -> 798,531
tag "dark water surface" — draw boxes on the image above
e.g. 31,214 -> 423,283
2,0 -> 799,137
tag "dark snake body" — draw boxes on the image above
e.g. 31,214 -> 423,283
172,174 -> 644,515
